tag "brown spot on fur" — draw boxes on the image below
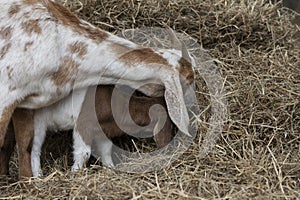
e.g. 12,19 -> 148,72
21,20 -> 42,35
9,86 -> 16,92
24,41 -> 34,51
70,79 -> 76,88
52,57 -> 80,86
178,57 -> 194,84
111,43 -> 134,56
22,0 -> 40,5
23,93 -> 39,103
8,3 -> 20,17
6,66 -> 13,80
0,43 -> 12,60
56,88 -> 62,96
27,93 -> 39,98
69,42 -> 88,58
83,28 -> 109,43
22,11 -> 31,19
0,27 -> 13,40
43,1 -> 108,43
119,48 -> 169,67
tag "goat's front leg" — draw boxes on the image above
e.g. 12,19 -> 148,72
71,86 -> 96,172
0,123 -> 15,175
12,108 -> 34,179
154,117 -> 173,149
71,128 -> 92,172
92,134 -> 114,168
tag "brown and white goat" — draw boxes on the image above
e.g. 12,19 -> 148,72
0,0 -> 194,176
2,85 -> 172,177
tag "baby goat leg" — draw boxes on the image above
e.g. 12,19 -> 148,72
72,129 -> 92,172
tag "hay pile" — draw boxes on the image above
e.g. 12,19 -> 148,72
1,0 -> 299,198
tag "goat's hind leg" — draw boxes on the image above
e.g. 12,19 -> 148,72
13,108 -> 34,179
0,86 -> 25,175
0,91 -> 19,175
0,123 -> 15,175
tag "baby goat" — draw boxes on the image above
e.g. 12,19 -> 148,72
73,85 -> 173,172
2,85 -> 172,178
0,0 -> 194,176
30,85 -> 172,177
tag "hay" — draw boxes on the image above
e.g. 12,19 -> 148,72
1,0 -> 299,198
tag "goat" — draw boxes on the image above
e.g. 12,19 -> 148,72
3,85 -> 172,177
32,84 -> 173,177
0,0 -> 194,176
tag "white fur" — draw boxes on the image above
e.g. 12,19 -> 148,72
91,135 -> 114,168
31,88 -> 89,177
31,87 -> 117,177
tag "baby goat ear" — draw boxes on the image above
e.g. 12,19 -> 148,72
164,74 -> 191,137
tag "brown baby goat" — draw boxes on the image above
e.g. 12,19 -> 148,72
3,85 -> 173,178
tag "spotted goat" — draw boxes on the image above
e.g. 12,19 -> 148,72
0,0 -> 195,177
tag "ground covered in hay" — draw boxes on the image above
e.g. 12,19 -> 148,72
0,0 -> 299,199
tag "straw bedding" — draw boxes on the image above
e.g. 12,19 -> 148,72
0,0 -> 299,199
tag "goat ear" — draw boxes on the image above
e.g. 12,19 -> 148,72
164,74 -> 191,137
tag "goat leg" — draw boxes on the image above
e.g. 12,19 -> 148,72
0,123 -> 15,175
12,108 -> 34,179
